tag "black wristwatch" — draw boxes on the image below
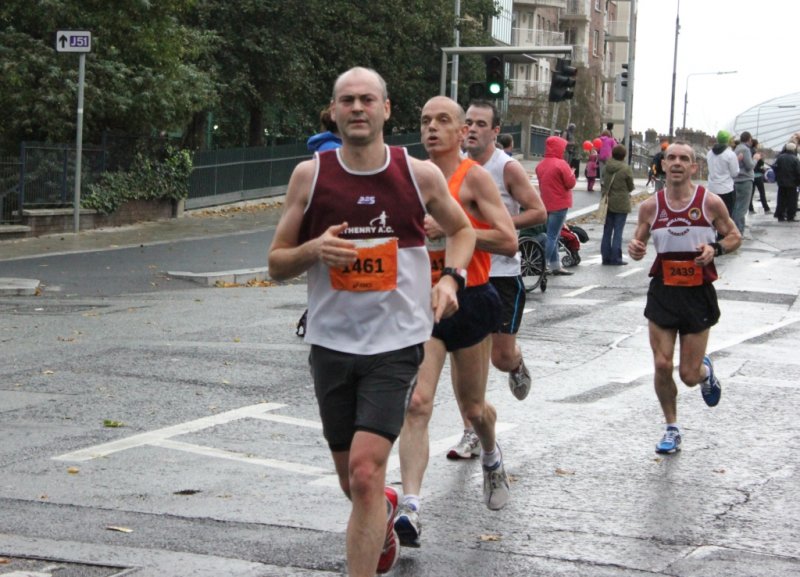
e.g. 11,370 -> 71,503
711,242 -> 725,257
440,267 -> 467,292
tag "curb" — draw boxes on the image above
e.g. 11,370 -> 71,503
0,278 -> 41,296
166,267 -> 270,287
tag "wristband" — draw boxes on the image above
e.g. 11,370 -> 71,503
711,242 -> 725,257
440,267 -> 467,292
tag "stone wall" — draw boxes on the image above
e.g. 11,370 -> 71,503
15,199 -> 179,238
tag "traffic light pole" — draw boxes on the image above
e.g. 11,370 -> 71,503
623,0 -> 637,156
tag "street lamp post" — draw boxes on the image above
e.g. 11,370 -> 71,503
682,70 -> 737,132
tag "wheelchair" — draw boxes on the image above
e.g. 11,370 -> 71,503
518,225 -> 548,293
518,223 -> 587,293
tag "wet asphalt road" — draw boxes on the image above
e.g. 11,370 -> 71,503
1,187 -> 799,576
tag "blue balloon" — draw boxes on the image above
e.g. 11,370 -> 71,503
765,168 -> 776,183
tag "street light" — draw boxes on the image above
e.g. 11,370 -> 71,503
682,70 -> 737,131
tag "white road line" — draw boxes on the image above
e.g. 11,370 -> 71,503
151,438 -> 331,476
617,267 -> 643,277
250,413 -> 323,429
53,403 -> 286,462
564,285 -> 599,298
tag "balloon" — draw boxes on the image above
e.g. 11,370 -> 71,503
593,138 -> 602,150
765,168 -> 776,184
582,140 -> 592,152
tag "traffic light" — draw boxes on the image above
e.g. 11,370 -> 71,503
468,82 -> 485,100
615,63 -> 629,103
548,58 -> 577,102
485,56 -> 504,99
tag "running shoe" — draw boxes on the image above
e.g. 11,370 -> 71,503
700,355 -> 722,407
508,358 -> 532,400
482,451 -> 510,510
377,487 -> 399,573
394,502 -> 421,548
446,429 -> 481,460
655,425 -> 682,454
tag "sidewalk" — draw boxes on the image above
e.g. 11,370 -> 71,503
0,162 -> 646,295
0,200 -> 285,294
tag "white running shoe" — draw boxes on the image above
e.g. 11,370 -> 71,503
447,429 -> 480,460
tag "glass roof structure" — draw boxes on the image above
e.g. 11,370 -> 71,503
733,92 -> 800,152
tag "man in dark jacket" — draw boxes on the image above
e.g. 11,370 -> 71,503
772,142 -> 800,222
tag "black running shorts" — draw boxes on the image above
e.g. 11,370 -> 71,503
644,276 -> 720,335
490,275 -> 526,335
309,343 -> 424,452
432,283 -> 502,351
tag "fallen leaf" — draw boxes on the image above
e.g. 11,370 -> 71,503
222,379 -> 230,385
174,489 -> 201,495
67,466 -> 80,474
555,467 -> 575,476
103,420 -> 124,428
479,534 -> 501,541
42,370 -> 55,375
233,337 -> 240,343
106,526 -> 133,533
713,468 -> 726,474
0,557 -> 9,564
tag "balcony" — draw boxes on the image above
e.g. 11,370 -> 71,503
605,19 -> 630,42
562,0 -> 589,21
570,45 -> 589,65
512,0 -> 567,8
511,27 -> 566,47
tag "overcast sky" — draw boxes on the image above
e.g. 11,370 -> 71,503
632,0 -> 800,136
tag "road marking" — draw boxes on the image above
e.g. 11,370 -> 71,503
53,403 -> 286,461
564,285 -> 598,298
151,439 -> 330,476
617,267 -> 643,278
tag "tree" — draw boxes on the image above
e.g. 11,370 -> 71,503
192,0 -> 498,147
0,0 -> 217,154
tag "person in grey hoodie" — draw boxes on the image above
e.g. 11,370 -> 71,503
732,131 -> 755,234
705,130 -> 738,218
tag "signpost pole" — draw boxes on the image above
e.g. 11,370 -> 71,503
74,52 -> 86,233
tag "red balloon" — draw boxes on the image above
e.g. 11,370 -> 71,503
593,138 -> 602,150
582,140 -> 593,152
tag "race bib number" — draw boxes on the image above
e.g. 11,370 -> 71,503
427,236 -> 446,286
329,237 -> 398,292
662,259 -> 702,287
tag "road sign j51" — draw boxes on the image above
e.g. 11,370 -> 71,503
56,30 -> 92,53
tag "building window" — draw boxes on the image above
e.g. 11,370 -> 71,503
564,27 -> 576,45
595,0 -> 602,11
593,29 -> 600,56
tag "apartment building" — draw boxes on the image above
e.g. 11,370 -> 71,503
503,0 -> 631,138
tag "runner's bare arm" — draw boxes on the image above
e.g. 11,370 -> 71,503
628,197 -> 655,261
693,192 -> 742,266
464,166 -> 518,257
505,161 -> 546,229
267,160 -> 357,281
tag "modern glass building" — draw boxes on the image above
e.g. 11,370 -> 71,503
733,92 -> 800,152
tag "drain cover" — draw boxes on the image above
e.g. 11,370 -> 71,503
0,557 -> 133,577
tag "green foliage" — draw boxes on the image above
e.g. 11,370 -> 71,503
82,146 -> 192,214
1,0 -> 498,152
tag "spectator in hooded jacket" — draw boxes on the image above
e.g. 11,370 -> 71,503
772,142 -> 800,222
306,107 -> 342,152
732,131 -> 755,235
535,136 -> 577,275
597,129 -> 617,178
706,130 -> 738,219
